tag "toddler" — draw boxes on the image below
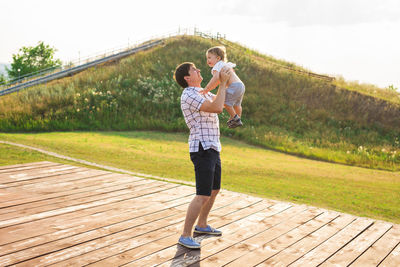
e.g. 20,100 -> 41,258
202,46 -> 245,128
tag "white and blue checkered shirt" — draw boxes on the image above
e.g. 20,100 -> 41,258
181,87 -> 221,153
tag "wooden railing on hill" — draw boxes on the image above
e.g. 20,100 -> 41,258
0,40 -> 163,96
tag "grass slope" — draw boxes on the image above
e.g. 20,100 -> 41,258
1,131 -> 399,223
0,36 -> 399,170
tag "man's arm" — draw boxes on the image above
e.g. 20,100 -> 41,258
200,67 -> 230,113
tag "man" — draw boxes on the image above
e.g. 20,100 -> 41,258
173,62 -> 231,249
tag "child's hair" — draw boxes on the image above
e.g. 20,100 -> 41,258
207,46 -> 227,62
174,62 -> 194,88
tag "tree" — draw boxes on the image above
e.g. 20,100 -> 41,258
6,41 -> 62,80
0,73 -> 7,85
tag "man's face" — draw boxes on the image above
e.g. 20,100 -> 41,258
186,65 -> 203,85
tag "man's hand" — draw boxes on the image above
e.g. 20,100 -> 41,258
219,67 -> 231,86
199,68 -> 230,113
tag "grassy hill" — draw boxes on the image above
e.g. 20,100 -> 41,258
0,35 -> 399,170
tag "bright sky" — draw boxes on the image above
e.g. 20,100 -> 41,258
1,0 -> 400,89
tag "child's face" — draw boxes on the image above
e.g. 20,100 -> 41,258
207,53 -> 220,67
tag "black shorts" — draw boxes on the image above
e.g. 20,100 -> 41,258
190,143 -> 221,196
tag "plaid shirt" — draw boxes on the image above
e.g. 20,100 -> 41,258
181,87 -> 221,153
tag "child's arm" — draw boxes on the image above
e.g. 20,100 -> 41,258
204,70 -> 221,93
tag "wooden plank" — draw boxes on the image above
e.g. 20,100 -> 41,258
0,170 -> 109,206
0,174 -> 151,212
0,161 -> 49,170
154,203 -> 302,267
261,213 -> 356,266
0,178 -> 157,220
0,165 -> 83,184
70,199 -> 275,266
2,173 -> 150,199
0,164 -> 79,180
54,196 -> 263,267
196,207 -> 324,267
0,170 -> 115,205
7,190 -> 251,266
2,189 -> 239,250
122,203 -> 306,267
0,189 -> 196,256
0,185 -> 193,245
0,168 -> 109,189
0,172 -> 144,209
0,161 -> 59,172
0,182 -> 178,228
0,197 -> 193,266
319,221 -> 393,266
2,169 -> 113,191
0,168 -> 94,191
351,225 -> 400,266
0,191 -> 39,205
226,211 -> 339,267
0,161 -> 58,172
379,241 -> 400,267
2,212 -> 185,266
289,218 -> 374,266
0,182 -> 179,229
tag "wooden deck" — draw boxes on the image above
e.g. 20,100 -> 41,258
0,161 -> 399,266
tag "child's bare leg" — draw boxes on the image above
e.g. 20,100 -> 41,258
233,105 -> 242,118
224,105 -> 236,119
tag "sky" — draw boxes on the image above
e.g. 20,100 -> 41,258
1,0 -> 400,89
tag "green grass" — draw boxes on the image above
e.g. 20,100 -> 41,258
0,36 -> 399,171
1,131 -> 399,224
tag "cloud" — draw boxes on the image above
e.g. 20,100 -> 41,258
218,0 -> 400,26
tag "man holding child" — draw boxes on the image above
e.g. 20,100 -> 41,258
173,62 -> 231,249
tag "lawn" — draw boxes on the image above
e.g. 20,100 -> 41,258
0,131 -> 399,223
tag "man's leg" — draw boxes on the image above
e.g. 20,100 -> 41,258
181,147 -> 220,241
197,189 -> 220,228
182,195 -> 210,237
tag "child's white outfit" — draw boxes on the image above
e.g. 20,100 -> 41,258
212,61 -> 245,107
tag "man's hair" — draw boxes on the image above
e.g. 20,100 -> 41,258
174,62 -> 194,88
207,46 -> 227,62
